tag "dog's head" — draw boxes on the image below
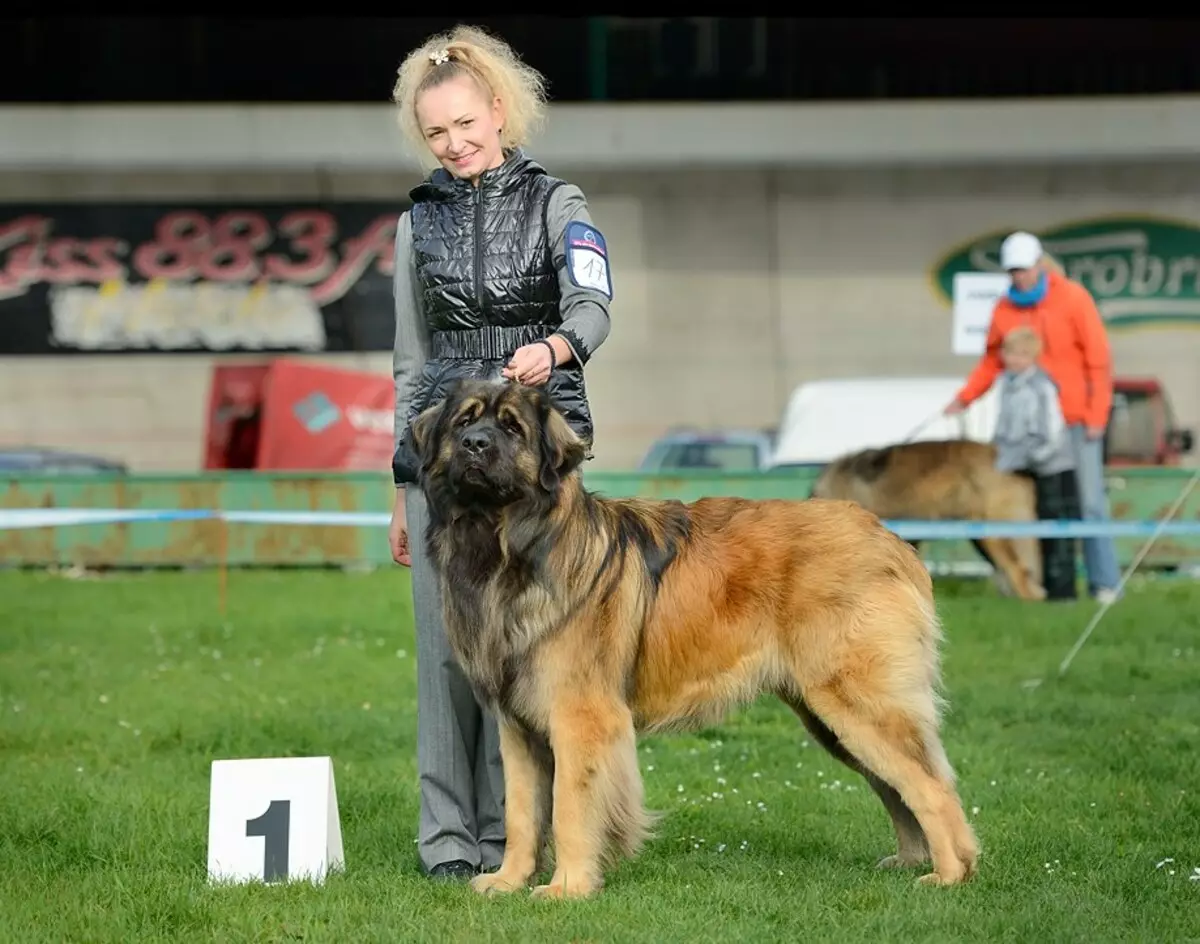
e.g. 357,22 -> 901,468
410,379 -> 587,511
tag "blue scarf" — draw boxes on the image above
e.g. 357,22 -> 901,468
1008,271 -> 1048,307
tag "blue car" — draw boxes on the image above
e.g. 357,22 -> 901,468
637,429 -> 775,473
0,448 -> 128,476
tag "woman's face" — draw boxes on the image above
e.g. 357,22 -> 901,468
415,74 -> 506,182
1008,266 -> 1041,293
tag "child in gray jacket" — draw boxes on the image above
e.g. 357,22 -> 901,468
993,326 -> 1081,600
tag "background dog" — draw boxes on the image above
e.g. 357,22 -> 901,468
811,440 -> 1046,601
408,379 -> 979,899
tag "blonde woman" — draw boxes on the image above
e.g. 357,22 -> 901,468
387,25 -> 613,881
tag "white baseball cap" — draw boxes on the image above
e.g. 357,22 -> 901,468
999,231 -> 1043,270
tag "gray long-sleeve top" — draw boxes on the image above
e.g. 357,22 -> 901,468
993,366 -> 1076,477
392,183 -> 613,458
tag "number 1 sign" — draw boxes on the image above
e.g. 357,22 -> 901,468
206,756 -> 345,885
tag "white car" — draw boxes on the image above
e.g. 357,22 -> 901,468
768,376 -> 1002,470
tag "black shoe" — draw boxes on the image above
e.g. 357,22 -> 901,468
428,859 -> 477,881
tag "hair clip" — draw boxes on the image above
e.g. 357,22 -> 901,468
429,49 -> 450,66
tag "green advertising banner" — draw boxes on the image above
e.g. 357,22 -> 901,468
931,215 -> 1200,330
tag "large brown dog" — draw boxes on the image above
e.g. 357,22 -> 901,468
408,379 -> 979,899
811,440 -> 1045,601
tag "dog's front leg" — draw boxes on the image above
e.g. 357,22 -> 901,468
532,697 -> 642,900
471,717 -> 552,896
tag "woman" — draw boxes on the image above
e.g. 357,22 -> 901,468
387,25 -> 613,881
946,231 -> 1120,603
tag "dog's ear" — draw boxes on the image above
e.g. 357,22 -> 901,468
409,398 -> 448,472
537,398 -> 587,492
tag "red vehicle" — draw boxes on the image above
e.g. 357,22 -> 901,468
1106,377 -> 1194,467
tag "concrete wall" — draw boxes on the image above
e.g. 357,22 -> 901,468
2,161 -> 1197,471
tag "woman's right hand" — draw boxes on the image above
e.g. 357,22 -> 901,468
389,488 -> 411,567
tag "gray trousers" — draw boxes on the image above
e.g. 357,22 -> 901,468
405,486 -> 506,873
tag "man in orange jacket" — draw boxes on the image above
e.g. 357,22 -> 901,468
946,231 -> 1121,603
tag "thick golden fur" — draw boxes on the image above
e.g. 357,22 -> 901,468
409,380 -> 979,899
811,440 -> 1046,601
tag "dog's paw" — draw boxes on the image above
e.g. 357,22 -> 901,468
530,875 -> 603,900
470,870 -> 528,896
916,867 -> 968,887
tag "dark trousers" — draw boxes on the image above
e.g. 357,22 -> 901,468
1023,469 -> 1083,600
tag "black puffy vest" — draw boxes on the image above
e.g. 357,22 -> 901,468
393,149 -> 594,486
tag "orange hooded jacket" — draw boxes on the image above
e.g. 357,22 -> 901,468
955,270 -> 1114,430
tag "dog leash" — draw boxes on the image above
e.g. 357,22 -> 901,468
1056,465 -> 1200,678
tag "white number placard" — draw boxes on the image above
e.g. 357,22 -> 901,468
206,755 -> 345,885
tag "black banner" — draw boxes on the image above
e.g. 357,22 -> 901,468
0,201 -> 411,355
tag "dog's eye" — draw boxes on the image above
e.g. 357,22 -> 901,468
455,411 -> 474,428
498,413 -> 523,436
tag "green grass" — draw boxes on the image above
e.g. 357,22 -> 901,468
1,568 -> 1198,943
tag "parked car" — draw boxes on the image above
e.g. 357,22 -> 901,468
638,428 -> 776,473
0,448 -> 129,476
1103,377 -> 1194,466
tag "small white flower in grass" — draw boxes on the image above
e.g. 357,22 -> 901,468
118,720 -> 131,729
716,776 -> 725,785
752,771 -> 761,779
677,784 -> 684,793
717,843 -> 727,853
1155,857 -> 1175,869
990,780 -> 997,786
777,870 -> 783,876
396,649 -> 407,658
972,806 -> 980,816
647,765 -> 655,772
99,694 -> 109,704
362,702 -> 371,711
1189,867 -> 1200,882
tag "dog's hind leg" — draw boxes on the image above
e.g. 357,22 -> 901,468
533,696 -> 651,900
977,536 -> 1045,601
799,669 -> 978,886
780,691 -> 929,869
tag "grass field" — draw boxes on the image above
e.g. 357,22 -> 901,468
2,567 -> 1198,943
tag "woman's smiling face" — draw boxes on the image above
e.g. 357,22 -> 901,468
415,73 -> 506,182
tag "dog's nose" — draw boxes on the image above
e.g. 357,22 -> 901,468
460,429 -> 493,454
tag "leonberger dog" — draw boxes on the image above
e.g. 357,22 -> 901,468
811,440 -> 1046,602
407,379 -> 979,900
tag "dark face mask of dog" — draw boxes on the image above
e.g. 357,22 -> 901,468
410,380 -> 587,511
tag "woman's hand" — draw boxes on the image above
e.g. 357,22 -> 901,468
502,339 -> 562,386
389,488 -> 411,567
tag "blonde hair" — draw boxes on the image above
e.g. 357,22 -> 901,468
1038,251 -> 1065,275
392,24 -> 549,169
1002,325 -> 1042,358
